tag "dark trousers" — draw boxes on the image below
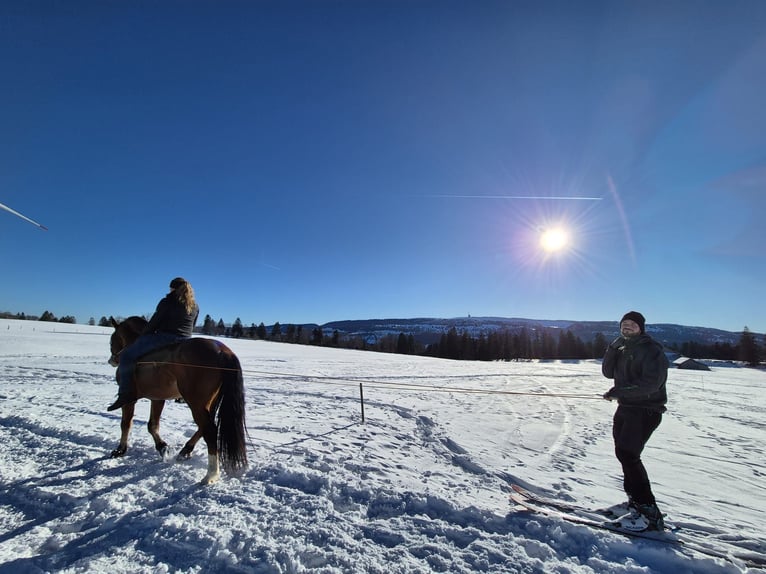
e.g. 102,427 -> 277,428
117,333 -> 186,394
612,405 -> 663,505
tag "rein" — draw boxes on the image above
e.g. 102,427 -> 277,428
108,347 -> 125,366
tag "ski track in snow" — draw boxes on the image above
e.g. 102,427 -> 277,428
0,319 -> 765,573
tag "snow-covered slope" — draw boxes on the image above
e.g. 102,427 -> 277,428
0,319 -> 764,573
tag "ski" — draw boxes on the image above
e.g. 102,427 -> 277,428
509,491 -> 674,542
509,487 -> 761,568
511,484 -> 634,521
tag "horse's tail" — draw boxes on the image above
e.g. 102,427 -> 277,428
213,351 -> 249,475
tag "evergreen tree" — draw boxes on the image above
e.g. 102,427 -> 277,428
40,310 -> 56,322
460,331 -> 473,360
738,327 -> 760,366
202,315 -> 217,335
396,332 -> 409,354
540,330 -> 556,359
518,327 -> 532,359
444,327 -> 459,359
271,322 -> 282,341
256,323 -> 267,339
712,342 -> 736,361
476,333 -> 490,360
231,318 -> 244,338
556,331 -> 569,359
407,334 -> 418,354
216,319 -> 226,336
567,330 -> 587,359
502,330 -> 518,361
592,333 -> 608,358
99,316 -> 110,327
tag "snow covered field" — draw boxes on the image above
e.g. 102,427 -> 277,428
0,318 -> 764,573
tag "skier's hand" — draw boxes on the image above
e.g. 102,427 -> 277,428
609,336 -> 626,350
603,388 -> 616,401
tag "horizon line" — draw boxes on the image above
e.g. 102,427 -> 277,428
418,195 -> 603,201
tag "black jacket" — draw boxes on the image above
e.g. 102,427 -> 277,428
143,295 -> 199,338
602,333 -> 668,411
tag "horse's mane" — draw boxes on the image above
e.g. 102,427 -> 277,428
122,315 -> 148,336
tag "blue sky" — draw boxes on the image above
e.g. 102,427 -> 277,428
1,1 -> 765,333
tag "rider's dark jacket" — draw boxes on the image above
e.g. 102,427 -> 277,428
143,295 -> 199,338
602,333 -> 668,412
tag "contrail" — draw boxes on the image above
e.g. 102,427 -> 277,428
0,201 -> 48,230
420,195 -> 602,201
606,175 -> 636,266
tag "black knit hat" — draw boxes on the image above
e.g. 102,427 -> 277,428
620,311 -> 646,333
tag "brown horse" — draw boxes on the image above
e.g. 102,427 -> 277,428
108,316 -> 248,484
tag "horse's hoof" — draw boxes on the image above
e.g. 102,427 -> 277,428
176,445 -> 194,461
110,447 -> 127,458
200,473 -> 220,485
157,445 -> 169,460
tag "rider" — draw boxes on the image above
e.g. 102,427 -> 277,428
107,277 -> 199,411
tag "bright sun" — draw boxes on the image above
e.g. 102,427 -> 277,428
539,227 -> 570,253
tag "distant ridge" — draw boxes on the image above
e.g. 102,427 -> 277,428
316,317 -> 753,347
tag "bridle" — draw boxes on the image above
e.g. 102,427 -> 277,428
108,347 -> 124,367
107,317 -> 146,367
108,331 -> 129,367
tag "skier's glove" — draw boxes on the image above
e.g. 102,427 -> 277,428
603,388 -> 616,401
609,336 -> 626,350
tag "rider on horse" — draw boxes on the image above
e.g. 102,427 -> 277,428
108,277 -> 199,411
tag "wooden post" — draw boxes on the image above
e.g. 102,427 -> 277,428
359,382 -> 365,423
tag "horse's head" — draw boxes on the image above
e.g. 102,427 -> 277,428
108,316 -> 149,366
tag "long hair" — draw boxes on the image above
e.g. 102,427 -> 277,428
170,277 -> 197,314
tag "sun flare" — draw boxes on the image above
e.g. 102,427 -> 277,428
539,227 -> 570,253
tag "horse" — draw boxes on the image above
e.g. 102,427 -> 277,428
107,316 -> 248,484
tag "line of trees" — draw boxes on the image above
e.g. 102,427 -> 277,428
198,315 -> 325,345
1,311 -> 78,324
196,314 -> 764,366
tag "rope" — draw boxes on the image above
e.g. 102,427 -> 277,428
308,379 -> 600,400
136,361 -> 602,400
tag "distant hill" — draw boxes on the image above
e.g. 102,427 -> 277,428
316,317 -> 754,347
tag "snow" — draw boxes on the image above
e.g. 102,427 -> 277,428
0,318 -> 764,573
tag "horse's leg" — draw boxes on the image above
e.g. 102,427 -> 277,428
147,400 -> 169,458
111,402 -> 136,458
176,429 -> 202,461
189,406 -> 220,485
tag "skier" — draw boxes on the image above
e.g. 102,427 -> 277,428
108,277 -> 199,411
602,311 -> 668,531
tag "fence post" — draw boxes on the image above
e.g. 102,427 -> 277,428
359,382 -> 365,423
